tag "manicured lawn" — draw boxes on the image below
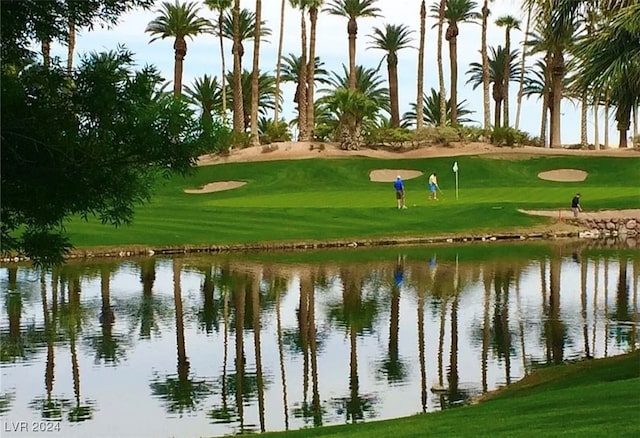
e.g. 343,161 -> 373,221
66,155 -> 640,249
252,351 -> 640,438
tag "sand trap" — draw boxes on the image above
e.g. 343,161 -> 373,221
184,181 -> 246,194
538,169 -> 588,182
370,169 -> 423,182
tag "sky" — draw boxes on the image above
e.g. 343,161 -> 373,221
50,0 -> 620,145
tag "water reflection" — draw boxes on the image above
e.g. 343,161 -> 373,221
1,242 -> 638,438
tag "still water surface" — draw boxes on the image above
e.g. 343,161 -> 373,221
1,242 -> 638,437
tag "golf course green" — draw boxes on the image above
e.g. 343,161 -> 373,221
66,154 -> 640,250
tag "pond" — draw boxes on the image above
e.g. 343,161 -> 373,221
1,241 -> 638,438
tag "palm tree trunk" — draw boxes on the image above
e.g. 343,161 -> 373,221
173,37 -> 187,97
449,35 -> 458,126
67,19 -> 75,75
232,0 -> 244,133
348,18 -> 357,91
42,39 -> 51,70
481,1 -> 491,131
503,31 -> 510,128
594,103 -> 600,150
604,94 -> 610,147
633,103 -> 638,144
616,103 -> 631,148
549,51 -> 564,148
540,98 -> 548,148
437,0 -> 447,126
219,12 -> 228,119
307,7 -> 319,139
273,0 -> 286,123
515,4 -> 532,130
388,56 -> 400,128
416,1 -> 426,130
581,92 -> 588,147
298,9 -> 309,141
250,0 -> 262,146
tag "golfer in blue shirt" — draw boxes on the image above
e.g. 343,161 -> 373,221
394,176 -> 407,209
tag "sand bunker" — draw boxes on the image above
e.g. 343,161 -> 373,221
184,181 -> 246,194
538,169 -> 588,182
370,169 -> 423,182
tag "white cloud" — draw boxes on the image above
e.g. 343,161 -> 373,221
50,0 -> 619,145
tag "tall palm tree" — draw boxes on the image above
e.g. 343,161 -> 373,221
324,0 -> 381,90
221,8 -> 272,76
466,45 -> 520,128
525,0 -> 576,148
514,3 -> 532,130
435,0 -> 447,126
250,0 -> 263,146
290,0 -> 310,140
432,0 -> 479,126
231,0 -> 244,132
480,0 -> 493,130
367,23 -> 414,128
145,1 -> 211,97
274,0 -> 287,123
521,58 -> 549,143
323,88 -> 378,149
495,15 -> 520,128
416,1 -> 427,129
226,70 -> 277,131
321,64 -> 390,113
204,0 -> 232,118
306,0 -> 325,139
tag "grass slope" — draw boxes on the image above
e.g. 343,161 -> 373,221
253,352 -> 640,438
67,155 -> 640,248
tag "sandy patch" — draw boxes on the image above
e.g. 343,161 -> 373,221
518,208 -> 640,219
370,169 -> 423,182
538,169 -> 588,182
184,181 -> 246,194
197,141 -> 640,167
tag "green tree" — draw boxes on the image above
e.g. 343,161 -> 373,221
145,1 -> 211,97
480,0 -> 494,130
416,1 -> 427,129
183,74 -> 224,135
322,88 -> 378,149
226,70 -> 277,131
1,47 -> 205,264
221,7 -> 272,73
306,0 -> 325,139
324,0 -> 381,90
367,23 -> 414,128
250,0 -> 263,146
289,0 -> 310,140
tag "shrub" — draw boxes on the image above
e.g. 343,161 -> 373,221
490,126 -> 534,147
365,127 -> 413,149
230,131 -> 254,149
259,119 -> 291,144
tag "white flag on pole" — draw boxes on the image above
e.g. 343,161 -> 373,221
453,161 -> 458,173
453,162 -> 459,200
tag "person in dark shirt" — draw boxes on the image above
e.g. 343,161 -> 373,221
394,176 -> 406,209
571,193 -> 583,217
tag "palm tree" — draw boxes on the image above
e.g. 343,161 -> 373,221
525,0 -> 576,148
514,3 -> 532,130
402,88 -> 474,127
231,0 -> 244,132
466,45 -> 519,128
495,15 -> 520,128
416,1 -> 427,130
250,0 -> 263,146
323,88 -> 378,149
566,0 -> 640,148
290,0 -> 309,140
221,8 -> 272,71
321,64 -> 390,113
324,0 -> 381,90
274,0 -> 287,123
145,1 -> 211,97
367,23 -> 414,128
480,0 -> 493,130
183,74 -> 223,131
226,69 -> 277,131
306,0 -> 325,139
204,0 -> 232,118
435,0 -> 447,126
431,0 -> 479,126
521,58 -> 549,143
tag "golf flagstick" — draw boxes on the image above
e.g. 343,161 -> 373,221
453,161 -> 459,200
